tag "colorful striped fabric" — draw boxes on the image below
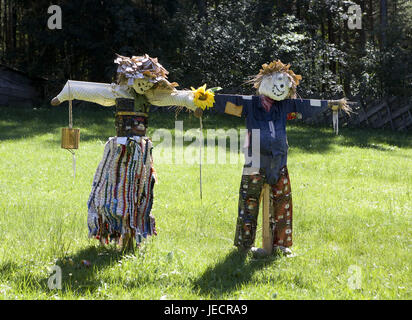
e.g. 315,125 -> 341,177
87,136 -> 156,245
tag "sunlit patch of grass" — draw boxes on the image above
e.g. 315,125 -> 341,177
0,106 -> 410,299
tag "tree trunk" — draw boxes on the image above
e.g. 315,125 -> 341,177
296,0 -> 301,19
8,0 -> 15,51
0,0 -> 4,60
321,6 -> 326,92
196,0 -> 207,19
4,0 -> 9,58
368,0 -> 374,43
343,22 -> 351,97
380,0 -> 388,48
359,0 -> 366,53
328,13 -> 336,74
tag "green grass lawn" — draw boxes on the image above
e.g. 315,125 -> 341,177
0,105 -> 411,300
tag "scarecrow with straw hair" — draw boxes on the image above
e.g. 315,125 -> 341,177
195,60 -> 351,256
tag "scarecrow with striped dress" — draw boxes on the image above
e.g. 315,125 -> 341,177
196,60 -> 351,255
51,54 -> 204,250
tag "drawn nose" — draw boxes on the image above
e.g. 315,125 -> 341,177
280,84 -> 284,88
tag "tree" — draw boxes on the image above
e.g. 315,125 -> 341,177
0,0 -> 410,103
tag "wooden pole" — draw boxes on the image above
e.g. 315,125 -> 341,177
199,116 -> 203,201
262,183 -> 273,255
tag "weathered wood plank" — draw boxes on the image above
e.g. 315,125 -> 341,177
261,184 -> 273,255
391,105 -> 412,119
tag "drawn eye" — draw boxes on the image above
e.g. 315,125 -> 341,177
280,84 -> 284,88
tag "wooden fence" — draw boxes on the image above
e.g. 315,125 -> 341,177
308,96 -> 412,132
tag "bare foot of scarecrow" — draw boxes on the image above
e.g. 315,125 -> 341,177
51,97 -> 61,106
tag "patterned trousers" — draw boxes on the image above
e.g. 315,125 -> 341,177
234,166 -> 293,249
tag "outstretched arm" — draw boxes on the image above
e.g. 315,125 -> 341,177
51,80 -> 134,106
279,98 -> 350,119
51,80 -> 202,114
212,94 -> 255,117
144,88 -> 198,112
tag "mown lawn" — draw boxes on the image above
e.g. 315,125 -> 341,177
0,105 -> 411,300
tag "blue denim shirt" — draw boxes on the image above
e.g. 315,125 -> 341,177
214,94 -> 328,184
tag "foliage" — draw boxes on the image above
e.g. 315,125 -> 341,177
0,0 -> 411,101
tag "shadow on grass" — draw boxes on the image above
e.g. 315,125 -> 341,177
0,104 -> 116,142
287,123 -> 412,154
0,248 -> 119,296
1,105 -> 411,154
0,261 -> 20,274
37,245 -> 124,295
193,249 -> 280,298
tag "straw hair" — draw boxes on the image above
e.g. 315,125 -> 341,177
329,98 -> 353,115
248,60 -> 302,98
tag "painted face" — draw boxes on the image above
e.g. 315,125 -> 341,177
258,72 -> 291,101
132,78 -> 154,94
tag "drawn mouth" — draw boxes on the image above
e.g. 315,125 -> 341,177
272,85 -> 285,96
272,86 -> 285,96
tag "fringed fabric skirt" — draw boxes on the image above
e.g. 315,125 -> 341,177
87,136 -> 156,245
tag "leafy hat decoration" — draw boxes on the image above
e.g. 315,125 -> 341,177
114,54 -> 178,90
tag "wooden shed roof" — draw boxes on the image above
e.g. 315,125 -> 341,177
0,64 -> 48,82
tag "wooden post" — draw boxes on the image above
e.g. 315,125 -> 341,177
261,183 -> 273,255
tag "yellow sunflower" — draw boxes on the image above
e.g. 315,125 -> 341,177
191,84 -> 215,110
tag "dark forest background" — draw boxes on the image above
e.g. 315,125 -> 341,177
0,0 -> 411,104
